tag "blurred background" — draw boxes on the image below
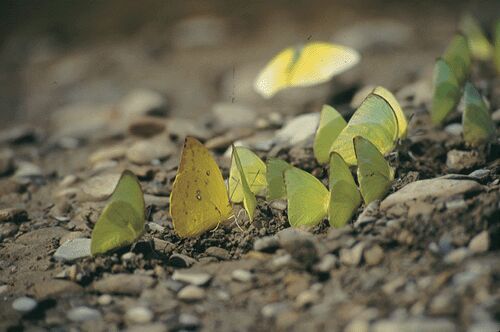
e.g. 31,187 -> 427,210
0,0 -> 498,130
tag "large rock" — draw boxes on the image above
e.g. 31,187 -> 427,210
381,177 -> 483,217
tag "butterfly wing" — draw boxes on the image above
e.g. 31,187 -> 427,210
462,82 -> 496,146
372,86 -> 408,139
313,105 -> 347,164
170,137 -> 232,238
284,167 -> 329,227
290,42 -> 360,87
330,93 -> 399,165
354,136 -> 394,205
91,201 -> 143,255
328,152 -> 361,228
431,58 -> 462,125
266,158 -> 293,200
228,147 -> 267,203
254,47 -> 296,99
443,34 -> 471,84
231,147 -> 257,221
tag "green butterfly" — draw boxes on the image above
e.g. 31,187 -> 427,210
462,82 -> 496,147
266,158 -> 293,200
91,170 -> 145,256
372,86 -> 408,139
443,34 -> 471,84
430,58 -> 462,125
354,136 -> 394,204
313,105 -> 347,164
284,166 -> 329,227
328,152 -> 361,228
229,146 -> 262,221
460,15 -> 493,61
330,93 -> 399,165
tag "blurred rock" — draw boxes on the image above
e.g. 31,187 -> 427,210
80,173 -> 121,201
89,145 -> 127,164
172,15 -> 229,49
444,123 -> 463,136
118,89 -> 167,118
372,318 -> 455,332
274,113 -> 320,146
53,238 -> 91,262
67,306 -> 102,322
0,149 -> 14,176
126,137 -> 175,165
212,102 -> 257,130
128,116 -> 166,138
468,231 -> 489,253
446,150 -> 483,172
14,161 -> 42,179
92,274 -> 155,295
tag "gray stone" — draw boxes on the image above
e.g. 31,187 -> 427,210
53,238 -> 91,262
14,161 -> 42,179
89,145 -> 126,164
274,113 -> 320,146
92,274 -> 155,295
128,116 -> 166,138
177,285 -> 206,301
468,169 -> 490,181
67,306 -> 102,322
0,149 -> 14,175
169,253 -> 196,268
126,138 -> 175,165
381,177 -> 483,215
444,123 -> 463,136
119,89 -> 167,119
212,102 -> 257,130
345,319 -> 369,332
205,246 -> 230,260
125,307 -> 153,324
364,244 -> 384,266
231,269 -> 254,283
340,242 -> 365,266
444,248 -> 469,264
253,236 -> 280,252
172,270 -> 211,286
97,294 -> 113,306
12,297 -> 37,313
313,254 -> 338,273
295,290 -> 319,308
178,314 -> 201,329
261,302 -> 289,318
468,231 -> 489,253
277,229 -> 318,267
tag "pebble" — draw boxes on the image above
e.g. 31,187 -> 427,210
269,199 -> 287,211
372,318 -> 455,332
144,195 -> 168,208
381,177 -> 483,215
0,222 -> 19,239
97,294 -> 113,306
446,150 -> 483,172
253,236 -> 280,252
0,285 -> 8,295
89,145 -> 126,164
12,296 -> 37,313
126,138 -> 175,165
67,306 -> 102,322
354,200 -> 379,227
172,15 -> 228,49
92,274 -> 155,295
33,280 -> 83,298
14,161 -> 42,179
205,246 -> 230,260
177,285 -> 206,301
295,290 -> 319,308
121,252 -> 136,262
364,245 -> 384,266
125,307 -> 154,324
429,292 -> 456,315
274,113 -> 320,146
313,254 -> 338,273
468,169 -> 490,181
59,231 -> 86,245
128,116 -> 166,138
444,123 -> 463,136
345,319 -> 369,332
80,173 -> 121,201
178,314 -> 201,329
169,253 -> 196,268
468,231 -> 489,253
340,242 -> 365,266
382,277 -> 406,295
231,269 -> 254,282
0,208 -> 28,223
53,238 -> 91,262
119,89 -> 167,118
152,238 -> 175,255
444,248 -> 469,264
125,324 -> 167,332
277,229 -> 319,267
492,109 -> 500,123
172,270 -> 212,286
261,302 -> 289,318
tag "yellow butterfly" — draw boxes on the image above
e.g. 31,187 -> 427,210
254,42 -> 360,99
313,105 -> 347,164
91,170 -> 145,255
170,137 -> 233,238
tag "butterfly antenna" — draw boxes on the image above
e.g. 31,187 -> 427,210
234,209 -> 246,232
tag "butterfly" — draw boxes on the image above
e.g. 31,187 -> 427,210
443,34 -> 471,84
254,42 -> 360,99
462,82 -> 496,146
170,137 -> 233,238
328,152 -> 361,228
354,136 -> 394,204
430,58 -> 462,125
91,170 -> 145,255
313,105 -> 347,164
330,92 -> 399,165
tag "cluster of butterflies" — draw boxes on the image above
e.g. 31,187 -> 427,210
91,86 -> 407,255
431,17 -> 498,146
